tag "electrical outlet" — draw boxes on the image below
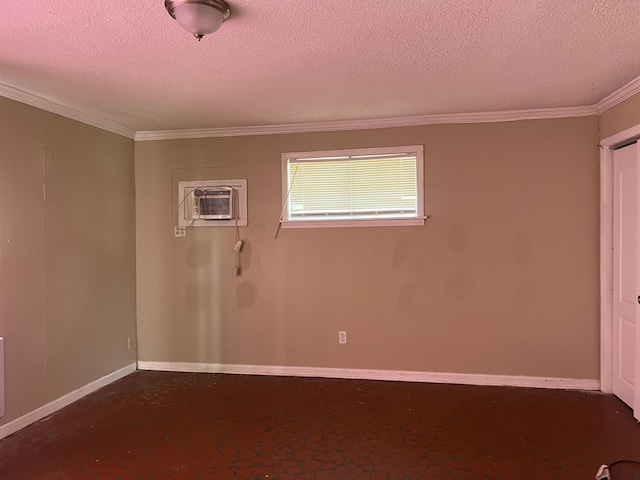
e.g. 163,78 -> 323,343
339,331 -> 347,344
174,226 -> 186,237
127,337 -> 131,350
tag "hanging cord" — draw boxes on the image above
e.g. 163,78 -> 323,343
232,187 -> 243,276
596,460 -> 640,479
176,187 -> 197,229
273,162 -> 299,239
610,459 -> 640,473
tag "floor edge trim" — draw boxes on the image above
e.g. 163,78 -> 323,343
136,362 -> 600,391
0,363 -> 136,440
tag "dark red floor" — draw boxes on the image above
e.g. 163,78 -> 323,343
0,371 -> 639,479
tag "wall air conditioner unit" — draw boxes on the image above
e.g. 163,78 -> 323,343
177,179 -> 248,228
193,187 -> 233,220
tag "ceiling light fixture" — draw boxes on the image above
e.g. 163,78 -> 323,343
165,0 -> 230,41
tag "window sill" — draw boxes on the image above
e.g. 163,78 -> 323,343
280,217 -> 427,229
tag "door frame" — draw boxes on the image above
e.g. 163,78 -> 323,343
599,124 -> 640,399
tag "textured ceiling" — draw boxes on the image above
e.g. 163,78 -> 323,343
1,0 -> 640,134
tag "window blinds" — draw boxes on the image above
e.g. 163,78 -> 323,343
286,154 -> 418,221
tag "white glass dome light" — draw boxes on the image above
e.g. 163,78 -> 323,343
165,0 -> 231,41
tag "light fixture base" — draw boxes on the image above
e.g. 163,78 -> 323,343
165,0 -> 230,40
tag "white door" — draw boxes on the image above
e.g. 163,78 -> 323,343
612,142 -> 639,418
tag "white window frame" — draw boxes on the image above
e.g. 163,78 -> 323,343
280,145 -> 425,229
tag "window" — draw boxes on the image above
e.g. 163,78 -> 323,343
280,145 -> 425,228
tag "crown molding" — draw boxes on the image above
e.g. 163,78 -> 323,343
0,83 -> 135,139
134,105 -> 598,141
596,75 -> 640,114
11,72 -> 640,141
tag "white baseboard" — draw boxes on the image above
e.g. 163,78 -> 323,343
137,362 -> 600,391
0,363 -> 136,441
